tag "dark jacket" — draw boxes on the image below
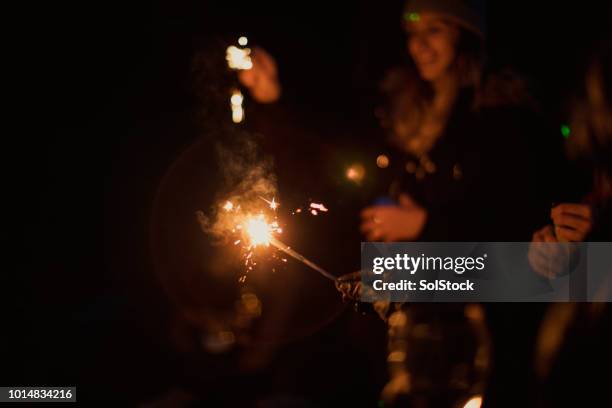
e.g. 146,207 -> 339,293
385,89 -> 559,242
378,88 -> 563,407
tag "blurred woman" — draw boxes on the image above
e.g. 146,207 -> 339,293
359,0 -> 552,243
353,1 -> 561,406
529,43 -> 612,276
530,43 -> 612,407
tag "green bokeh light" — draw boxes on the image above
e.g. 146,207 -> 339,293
404,12 -> 420,22
561,124 -> 571,139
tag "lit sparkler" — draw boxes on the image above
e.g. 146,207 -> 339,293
259,196 -> 278,210
230,89 -> 245,123
223,200 -> 234,211
226,44 -> 253,70
240,212 -> 334,281
244,214 -> 274,246
206,197 -> 335,282
310,202 -> 328,212
226,37 -> 252,124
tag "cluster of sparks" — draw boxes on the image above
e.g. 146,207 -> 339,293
292,202 -> 329,216
221,198 -> 282,279
220,197 -> 334,282
220,35 -> 334,281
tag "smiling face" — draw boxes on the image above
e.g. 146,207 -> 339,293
406,12 -> 460,83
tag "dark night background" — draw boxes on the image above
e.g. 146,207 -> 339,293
8,0 -> 612,406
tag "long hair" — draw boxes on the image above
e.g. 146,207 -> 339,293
567,44 -> 612,201
569,46 -> 612,164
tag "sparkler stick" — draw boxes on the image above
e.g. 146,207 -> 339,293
226,37 -> 252,124
269,236 -> 336,281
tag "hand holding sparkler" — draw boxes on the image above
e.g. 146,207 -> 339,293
528,225 -> 568,279
528,203 -> 592,279
237,47 -> 281,103
550,203 -> 593,242
335,270 -> 391,319
335,271 -> 362,302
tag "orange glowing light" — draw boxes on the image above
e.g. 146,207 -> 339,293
231,89 -> 245,123
376,154 -> 390,168
463,396 -> 483,408
245,215 -> 272,246
346,163 -> 365,183
310,202 -> 328,212
226,45 -> 253,70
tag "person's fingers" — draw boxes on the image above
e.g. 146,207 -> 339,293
533,224 -> 556,242
336,271 -> 361,283
530,241 -> 547,259
252,47 -> 277,76
551,211 -> 591,226
360,207 -> 377,220
541,226 -> 558,242
530,247 -> 565,279
543,232 -> 558,243
362,222 -> 373,238
366,227 -> 384,241
555,226 -> 584,242
530,247 -> 547,266
532,229 -> 544,242
360,220 -> 377,234
552,204 -> 593,220
530,252 -> 551,278
398,193 -> 416,209
368,230 -> 383,241
551,213 -> 592,233
238,69 -> 256,87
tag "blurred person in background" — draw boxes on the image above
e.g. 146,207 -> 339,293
344,0 -> 563,406
529,42 -> 612,407
360,0 -> 553,243
362,1 -> 562,407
